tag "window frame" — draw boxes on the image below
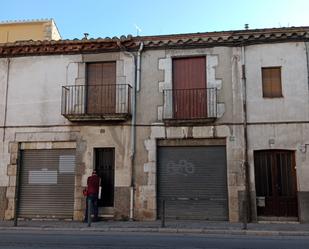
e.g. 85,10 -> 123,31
171,56 -> 208,119
261,66 -> 283,98
85,61 -> 117,115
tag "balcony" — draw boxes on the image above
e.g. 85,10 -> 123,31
61,84 -> 131,121
163,88 -> 217,124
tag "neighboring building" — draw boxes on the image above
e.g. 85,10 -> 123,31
0,26 -> 309,223
0,19 -> 61,43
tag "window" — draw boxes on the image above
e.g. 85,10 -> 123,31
172,57 -> 207,119
262,67 -> 282,98
87,62 -> 116,114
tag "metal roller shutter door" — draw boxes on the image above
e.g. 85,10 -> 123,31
19,149 -> 76,219
157,146 -> 228,220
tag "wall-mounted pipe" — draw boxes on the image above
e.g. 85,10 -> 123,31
241,45 -> 252,222
136,43 -> 144,92
129,42 -> 143,220
13,143 -> 21,226
305,42 -> 309,91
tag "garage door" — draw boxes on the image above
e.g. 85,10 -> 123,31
157,146 -> 228,220
19,149 -> 76,219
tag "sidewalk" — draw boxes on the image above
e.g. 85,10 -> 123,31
0,219 -> 309,236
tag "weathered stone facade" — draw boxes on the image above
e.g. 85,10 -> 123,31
134,124 -> 245,222
1,26 -> 309,222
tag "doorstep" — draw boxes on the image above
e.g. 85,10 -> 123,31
98,207 -> 114,220
257,216 -> 299,223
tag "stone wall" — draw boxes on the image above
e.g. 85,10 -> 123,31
134,124 -> 245,222
4,141 -> 78,220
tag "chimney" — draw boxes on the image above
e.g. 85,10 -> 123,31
83,33 -> 89,39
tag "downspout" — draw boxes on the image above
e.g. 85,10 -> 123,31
129,42 -> 144,220
305,41 -> 309,90
241,45 -> 252,222
136,42 -> 143,92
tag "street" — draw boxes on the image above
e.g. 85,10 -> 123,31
0,230 -> 308,249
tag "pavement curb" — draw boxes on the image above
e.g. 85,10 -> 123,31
0,226 -> 309,236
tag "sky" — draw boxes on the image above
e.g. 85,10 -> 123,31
1,0 -> 309,39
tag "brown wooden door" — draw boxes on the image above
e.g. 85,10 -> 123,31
254,150 -> 298,217
87,62 -> 116,114
172,57 -> 207,119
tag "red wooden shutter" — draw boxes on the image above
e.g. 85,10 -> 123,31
172,57 -> 207,119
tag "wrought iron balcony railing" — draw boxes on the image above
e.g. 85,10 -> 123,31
163,88 -> 217,121
61,84 -> 131,121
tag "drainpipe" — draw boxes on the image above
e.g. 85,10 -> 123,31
136,42 -> 143,92
305,42 -> 309,90
129,42 -> 144,220
241,45 -> 252,222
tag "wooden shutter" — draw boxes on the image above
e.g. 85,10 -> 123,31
87,62 -> 116,114
262,67 -> 282,98
172,57 -> 207,119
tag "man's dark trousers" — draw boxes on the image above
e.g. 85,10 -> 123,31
84,194 -> 98,222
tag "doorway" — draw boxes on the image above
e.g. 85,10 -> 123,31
254,150 -> 298,217
95,148 -> 115,207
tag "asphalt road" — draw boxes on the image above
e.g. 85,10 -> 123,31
0,230 -> 309,249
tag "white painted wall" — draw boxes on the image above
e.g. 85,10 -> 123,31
246,42 -> 309,187
246,42 -> 309,122
248,123 -> 309,192
5,54 -> 81,126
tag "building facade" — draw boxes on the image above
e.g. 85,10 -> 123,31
0,19 -> 61,43
0,26 -> 309,223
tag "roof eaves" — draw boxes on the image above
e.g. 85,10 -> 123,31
0,36 -> 138,57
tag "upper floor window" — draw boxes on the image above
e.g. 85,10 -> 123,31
61,60 -> 132,121
262,67 -> 282,98
87,62 -> 116,114
172,56 -> 207,119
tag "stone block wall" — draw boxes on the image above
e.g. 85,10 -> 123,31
4,142 -> 18,220
134,124 -> 246,222
4,140 -> 79,220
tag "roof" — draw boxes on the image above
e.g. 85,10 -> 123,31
1,26 -> 309,57
139,26 -> 309,48
0,36 -> 137,57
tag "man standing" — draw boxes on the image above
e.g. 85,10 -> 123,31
84,170 -> 100,222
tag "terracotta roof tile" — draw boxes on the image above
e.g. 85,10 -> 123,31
137,26 -> 309,49
1,26 -> 309,57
